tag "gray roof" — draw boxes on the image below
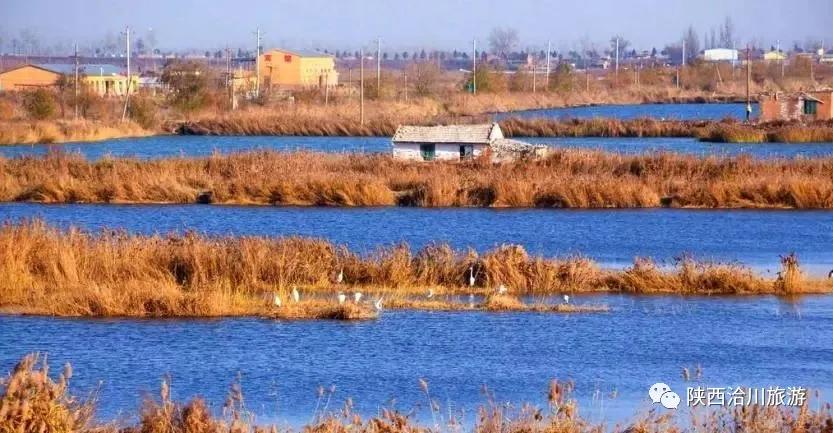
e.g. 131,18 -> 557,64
36,63 -> 125,76
392,123 -> 502,144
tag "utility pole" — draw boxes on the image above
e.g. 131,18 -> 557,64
746,45 -> 752,123
324,71 -> 329,106
545,40 -> 551,90
226,47 -> 235,110
255,27 -> 261,98
615,37 -> 619,84
585,56 -> 589,92
778,40 -> 785,78
74,42 -> 79,119
532,60 -> 536,93
121,26 -> 131,122
403,73 -> 408,102
376,37 -> 381,96
472,39 -> 477,95
360,47 -> 365,125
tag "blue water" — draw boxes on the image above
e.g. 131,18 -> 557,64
2,295 -> 831,425
4,135 -> 833,161
3,203 -> 833,274
497,103 -> 756,121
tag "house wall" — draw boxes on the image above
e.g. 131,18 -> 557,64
809,91 -> 833,120
392,142 -> 488,161
259,50 -> 338,88
0,66 -> 61,91
84,75 -> 139,97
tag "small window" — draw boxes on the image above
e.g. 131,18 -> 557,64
264,54 -> 272,61
420,144 -> 435,161
284,55 -> 292,62
460,145 -> 474,159
804,100 -> 818,115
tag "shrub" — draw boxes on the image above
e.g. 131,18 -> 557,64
128,94 -> 159,129
23,88 -> 57,120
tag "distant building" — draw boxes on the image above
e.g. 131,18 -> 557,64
391,123 -> 547,162
759,90 -> 833,122
257,49 -> 338,89
763,50 -> 787,61
703,48 -> 739,62
0,63 -> 138,96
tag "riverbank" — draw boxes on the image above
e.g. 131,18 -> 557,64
0,221 -> 827,319
0,89 -> 748,145
0,119 -> 154,145
3,352 -> 830,433
5,149 -> 833,208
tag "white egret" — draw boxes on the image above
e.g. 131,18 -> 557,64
353,292 -> 363,303
374,297 -> 384,311
337,292 -> 346,305
291,287 -> 300,303
563,294 -> 570,304
426,288 -> 435,299
273,293 -> 282,307
336,269 -> 344,284
497,284 -> 507,295
468,266 -> 475,287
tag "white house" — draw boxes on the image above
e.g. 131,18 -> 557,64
391,123 -> 505,161
703,48 -> 739,62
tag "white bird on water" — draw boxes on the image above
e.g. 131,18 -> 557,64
468,266 -> 476,287
426,288 -> 435,299
353,292 -> 363,303
374,297 -> 384,311
291,287 -> 300,303
273,293 -> 282,307
497,284 -> 508,295
563,294 -> 570,304
337,292 -> 346,305
336,269 -> 344,284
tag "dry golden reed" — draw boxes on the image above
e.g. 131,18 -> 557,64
4,353 -> 832,433
0,221 -> 828,318
5,148 -> 833,208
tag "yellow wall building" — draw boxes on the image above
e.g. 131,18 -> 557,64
258,49 -> 338,89
764,51 -> 787,61
0,64 -> 138,96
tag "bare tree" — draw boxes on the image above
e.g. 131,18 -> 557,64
609,35 -> 630,58
683,26 -> 700,61
406,61 -> 441,96
718,17 -> 735,48
488,27 -> 519,59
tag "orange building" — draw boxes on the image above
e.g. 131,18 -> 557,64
0,64 -> 62,91
258,49 -> 338,89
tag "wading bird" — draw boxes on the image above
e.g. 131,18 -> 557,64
374,297 -> 384,311
336,269 -> 344,284
426,288 -> 435,299
291,287 -> 300,303
563,294 -> 570,304
468,266 -> 475,287
354,292 -> 363,303
497,284 -> 507,295
828,269 -> 833,279
337,292 -> 346,305
273,293 -> 282,307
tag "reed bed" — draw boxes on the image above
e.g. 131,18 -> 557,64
0,221 -> 827,318
0,119 -> 152,145
3,353 -> 832,433
6,149 -> 833,209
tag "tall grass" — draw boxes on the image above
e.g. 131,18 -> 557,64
5,149 -> 833,208
0,119 -> 152,145
0,221 -> 827,318
3,354 -> 832,433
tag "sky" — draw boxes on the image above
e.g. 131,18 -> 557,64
2,0 -> 832,52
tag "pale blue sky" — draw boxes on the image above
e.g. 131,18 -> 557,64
2,0 -> 832,52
